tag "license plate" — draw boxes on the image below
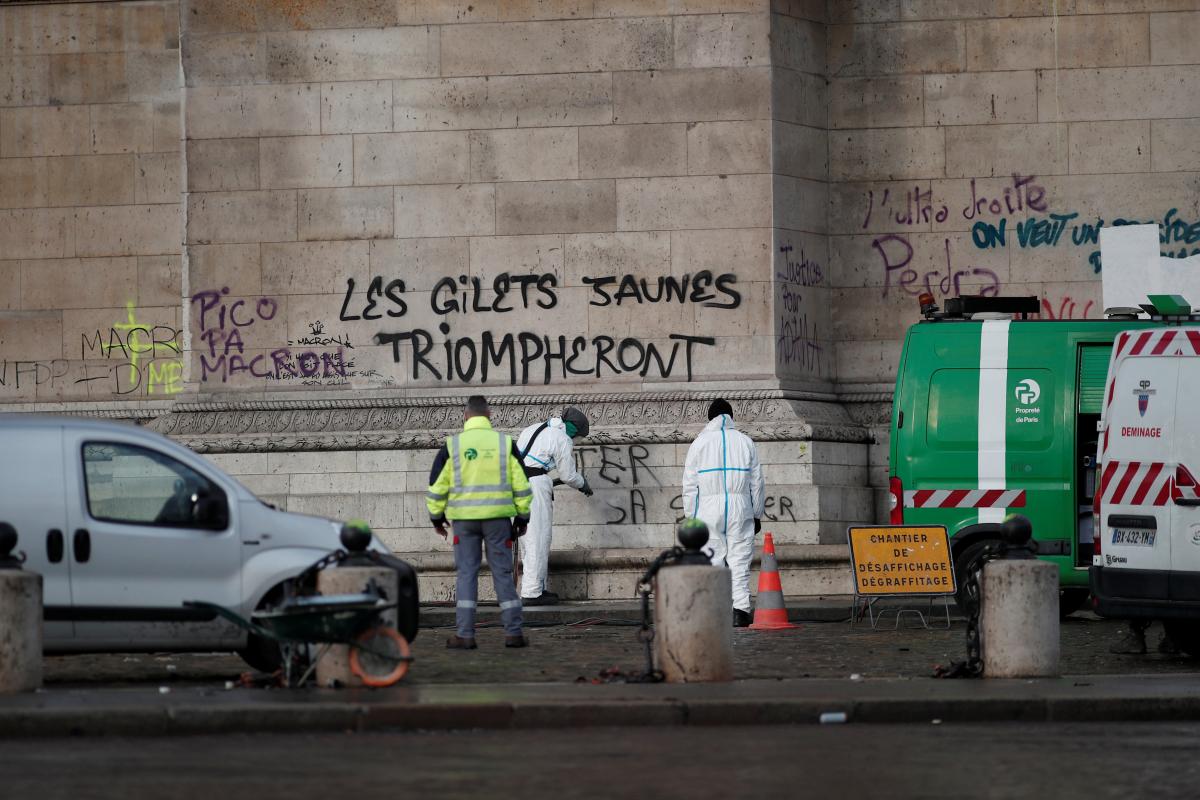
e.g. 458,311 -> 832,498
1111,528 -> 1156,547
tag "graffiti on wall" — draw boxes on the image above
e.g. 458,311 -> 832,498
576,443 -> 801,527
0,302 -> 183,397
854,173 -> 1200,320
775,243 -> 824,376
356,271 -> 721,386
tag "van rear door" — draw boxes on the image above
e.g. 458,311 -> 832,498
1170,335 -> 1200,600
1099,338 -> 1178,597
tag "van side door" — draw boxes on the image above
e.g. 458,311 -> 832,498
62,432 -> 242,649
0,424 -> 74,645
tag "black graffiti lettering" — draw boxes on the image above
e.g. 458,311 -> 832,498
431,277 -> 458,314
543,335 -> 567,384
593,335 -> 618,377
454,338 -> 477,382
615,275 -> 642,304
481,331 -> 517,385
564,335 -> 590,376
629,489 -> 646,526
668,334 -> 716,382
629,444 -> 655,486
583,275 -> 616,307
339,278 -> 361,321
492,274 -> 513,313
779,496 -> 795,522
710,273 -> 742,308
617,338 -> 644,371
689,270 -> 715,304
599,445 -> 626,485
511,274 -> 540,309
518,332 -> 543,385
536,274 -> 558,309
376,327 -> 716,385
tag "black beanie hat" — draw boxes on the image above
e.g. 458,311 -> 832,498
707,399 -> 733,420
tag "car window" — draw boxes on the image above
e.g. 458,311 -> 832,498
82,441 -> 220,528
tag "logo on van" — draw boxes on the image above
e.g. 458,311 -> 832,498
1134,379 -> 1156,418
1014,379 -> 1041,405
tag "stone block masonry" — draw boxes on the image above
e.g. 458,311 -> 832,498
2,0 -> 1199,595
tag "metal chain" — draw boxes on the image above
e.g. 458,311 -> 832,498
935,545 -> 998,679
627,546 -> 687,684
935,538 -> 1037,679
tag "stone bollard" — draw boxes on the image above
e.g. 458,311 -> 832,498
980,559 -> 1060,678
0,523 -> 42,693
315,565 -> 399,688
654,564 -> 734,683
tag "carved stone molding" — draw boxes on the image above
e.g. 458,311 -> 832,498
143,389 -> 870,453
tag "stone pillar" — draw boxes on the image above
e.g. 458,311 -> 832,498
0,570 -> 43,693
654,564 -> 734,683
980,560 -> 1060,678
315,566 -> 399,689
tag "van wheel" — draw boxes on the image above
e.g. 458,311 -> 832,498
952,541 -> 993,612
1059,589 -> 1090,618
237,586 -> 285,673
1162,621 -> 1200,658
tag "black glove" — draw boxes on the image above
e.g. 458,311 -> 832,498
512,517 -> 529,539
579,478 -> 594,497
754,518 -> 762,534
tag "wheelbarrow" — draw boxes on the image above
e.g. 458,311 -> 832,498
185,585 -> 412,688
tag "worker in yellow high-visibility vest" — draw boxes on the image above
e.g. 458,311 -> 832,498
427,395 -> 533,649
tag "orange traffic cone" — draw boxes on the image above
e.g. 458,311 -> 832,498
749,533 -> 799,630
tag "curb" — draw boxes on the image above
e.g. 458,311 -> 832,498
5,678 -> 1200,738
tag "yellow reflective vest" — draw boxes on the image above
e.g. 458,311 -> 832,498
427,415 -> 533,521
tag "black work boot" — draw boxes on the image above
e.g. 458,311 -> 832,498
505,635 -> 529,648
446,635 -> 478,650
522,591 -> 560,606
733,609 -> 753,628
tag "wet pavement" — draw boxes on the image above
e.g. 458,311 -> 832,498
43,610 -> 1197,688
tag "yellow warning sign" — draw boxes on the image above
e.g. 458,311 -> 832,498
847,525 -> 955,596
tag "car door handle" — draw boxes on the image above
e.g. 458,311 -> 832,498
46,529 -> 64,563
1176,498 -> 1200,506
73,528 -> 91,563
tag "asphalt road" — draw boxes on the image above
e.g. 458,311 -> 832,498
9,722 -> 1200,799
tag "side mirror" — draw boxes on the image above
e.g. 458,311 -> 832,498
191,490 -> 229,529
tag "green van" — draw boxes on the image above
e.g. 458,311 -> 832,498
888,296 -> 1158,614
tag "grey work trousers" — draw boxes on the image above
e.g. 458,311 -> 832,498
452,517 -> 524,639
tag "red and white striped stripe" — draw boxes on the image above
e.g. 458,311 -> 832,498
904,489 -> 1026,509
1098,460 -> 1173,506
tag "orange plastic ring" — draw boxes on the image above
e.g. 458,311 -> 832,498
349,626 -> 411,687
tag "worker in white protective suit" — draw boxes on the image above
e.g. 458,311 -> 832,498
681,399 -> 765,627
516,407 -> 593,605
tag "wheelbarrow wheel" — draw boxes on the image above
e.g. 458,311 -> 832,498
349,626 -> 411,687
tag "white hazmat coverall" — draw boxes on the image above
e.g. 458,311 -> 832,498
517,417 -> 586,599
681,414 -> 765,612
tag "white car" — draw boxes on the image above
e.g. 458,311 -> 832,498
0,415 -> 361,670
1092,326 -> 1200,654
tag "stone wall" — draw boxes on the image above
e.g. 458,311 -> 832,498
829,2 -> 1200,395
0,0 -> 183,403
5,0 -> 1200,597
826,1 -> 1200,510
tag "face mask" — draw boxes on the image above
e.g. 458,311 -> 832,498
564,421 -> 578,438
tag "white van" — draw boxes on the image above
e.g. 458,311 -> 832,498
1091,326 -> 1200,653
0,415 -> 369,670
